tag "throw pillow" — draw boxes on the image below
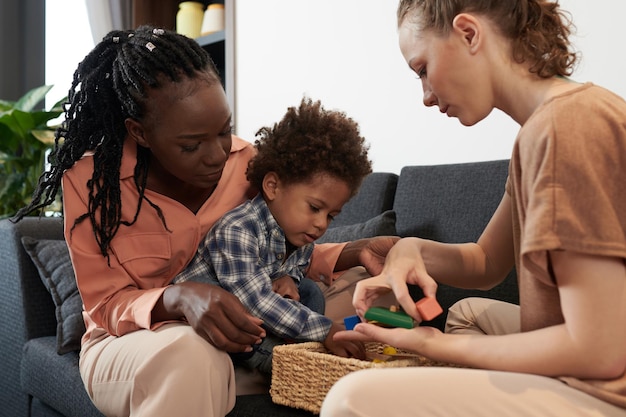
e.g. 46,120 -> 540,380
316,210 -> 397,244
21,237 -> 85,355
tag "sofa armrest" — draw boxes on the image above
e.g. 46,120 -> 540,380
0,216 -> 64,416
0,217 -> 64,339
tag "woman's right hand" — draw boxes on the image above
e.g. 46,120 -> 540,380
352,237 -> 438,322
158,282 -> 265,353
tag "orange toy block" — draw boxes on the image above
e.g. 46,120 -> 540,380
415,297 -> 443,321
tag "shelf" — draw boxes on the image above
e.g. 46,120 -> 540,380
196,30 -> 226,47
196,31 -> 226,91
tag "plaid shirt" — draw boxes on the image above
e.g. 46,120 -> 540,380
175,194 -> 333,341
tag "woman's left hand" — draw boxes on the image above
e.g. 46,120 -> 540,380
335,236 -> 400,276
332,321 -> 441,356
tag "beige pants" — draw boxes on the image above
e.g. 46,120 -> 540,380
80,323 -> 236,417
79,267 -> 379,417
320,297 -> 626,417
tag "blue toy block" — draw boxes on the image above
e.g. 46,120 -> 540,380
343,314 -> 361,330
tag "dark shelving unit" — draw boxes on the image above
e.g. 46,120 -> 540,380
196,30 -> 226,88
195,2 -> 235,119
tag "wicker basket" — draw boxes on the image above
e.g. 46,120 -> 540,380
270,341 -> 453,414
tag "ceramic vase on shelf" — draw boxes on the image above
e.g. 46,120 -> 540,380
201,3 -> 225,36
176,1 -> 204,38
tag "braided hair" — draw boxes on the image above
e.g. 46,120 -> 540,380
12,26 -> 221,258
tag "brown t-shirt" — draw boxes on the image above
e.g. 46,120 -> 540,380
509,82 -> 626,407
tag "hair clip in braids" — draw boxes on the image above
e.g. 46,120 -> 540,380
152,28 -> 165,36
112,36 -> 120,43
145,42 -> 156,51
128,33 -> 134,38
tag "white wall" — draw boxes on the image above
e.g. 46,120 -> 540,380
234,0 -> 626,173
45,0 -> 94,107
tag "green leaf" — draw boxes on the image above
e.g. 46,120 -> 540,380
15,85 -> 54,112
7,109 -> 33,139
0,84 -> 61,218
51,96 -> 66,110
0,122 -> 16,151
0,99 -> 16,112
31,130 -> 56,145
0,112 -> 24,152
31,109 -> 63,128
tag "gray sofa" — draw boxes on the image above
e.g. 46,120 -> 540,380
0,159 -> 518,417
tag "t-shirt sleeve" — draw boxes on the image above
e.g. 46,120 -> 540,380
517,92 -> 626,273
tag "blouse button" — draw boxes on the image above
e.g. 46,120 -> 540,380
276,253 -> 284,260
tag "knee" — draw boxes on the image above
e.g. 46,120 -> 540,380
445,297 -> 484,334
131,328 -> 235,416
142,327 -> 233,385
446,297 -> 520,335
448,297 -> 482,317
320,370 -> 377,417
299,278 -> 326,314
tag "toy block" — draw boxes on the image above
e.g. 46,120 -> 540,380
364,306 -> 414,329
343,314 -> 361,330
415,297 -> 443,321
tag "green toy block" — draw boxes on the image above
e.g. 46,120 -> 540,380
364,307 -> 414,329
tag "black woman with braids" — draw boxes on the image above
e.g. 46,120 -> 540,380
13,26 -> 397,417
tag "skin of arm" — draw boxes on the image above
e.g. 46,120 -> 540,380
153,282 -> 265,353
334,236 -> 400,275
336,250 -> 626,380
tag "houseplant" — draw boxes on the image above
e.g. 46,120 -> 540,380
0,85 -> 64,218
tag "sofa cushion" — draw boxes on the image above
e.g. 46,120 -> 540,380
21,237 -> 85,355
393,160 -> 509,241
330,172 -> 398,228
316,210 -> 396,244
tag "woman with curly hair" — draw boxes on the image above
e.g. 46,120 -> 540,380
176,97 -> 373,374
322,0 -> 626,416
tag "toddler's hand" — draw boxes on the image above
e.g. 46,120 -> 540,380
272,275 -> 300,301
323,323 -> 366,360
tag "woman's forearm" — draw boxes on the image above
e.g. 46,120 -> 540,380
421,324 -> 621,380
390,238 -> 506,290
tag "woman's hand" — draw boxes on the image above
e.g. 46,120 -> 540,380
333,322 -> 441,357
353,238 -> 438,321
359,236 -> 401,276
157,282 -> 265,353
323,323 -> 366,360
335,236 -> 400,275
